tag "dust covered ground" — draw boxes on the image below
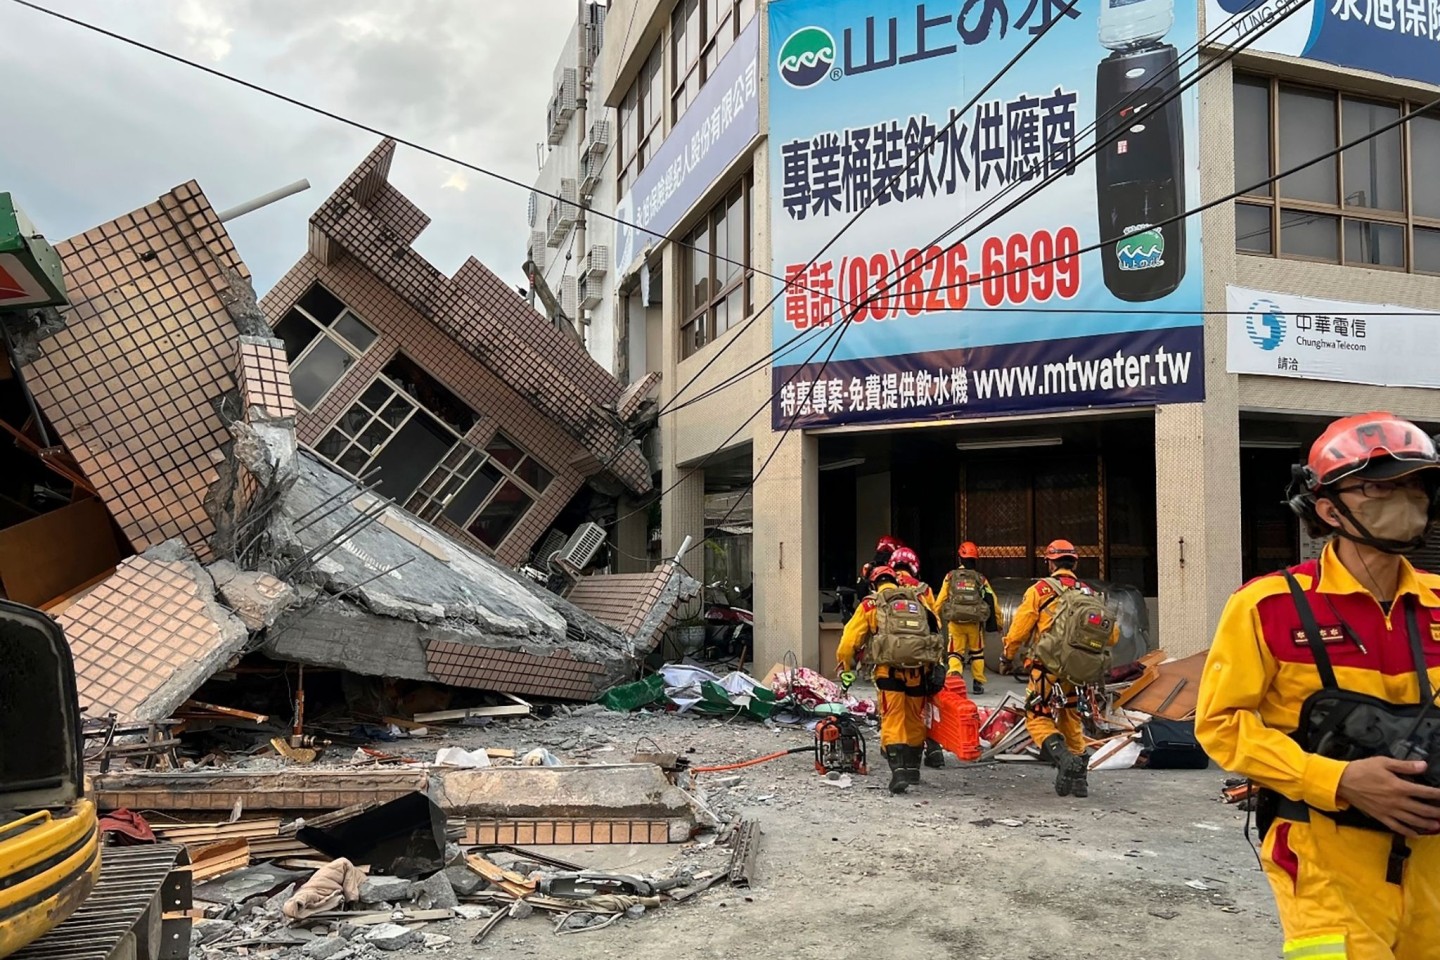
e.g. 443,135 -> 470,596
419,679 -> 1281,960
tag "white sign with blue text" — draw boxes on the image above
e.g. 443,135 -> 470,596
1226,284 -> 1440,389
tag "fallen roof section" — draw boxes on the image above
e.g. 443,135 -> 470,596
262,454 -> 667,699
59,550 -> 248,722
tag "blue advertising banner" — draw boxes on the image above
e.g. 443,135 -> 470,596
767,0 -> 1205,429
614,16 -> 760,276
1204,0 -> 1440,86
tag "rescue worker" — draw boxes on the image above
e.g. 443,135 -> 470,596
935,541 -> 1002,695
1000,540 -> 1117,798
1195,413 -> 1440,959
837,564 -> 943,794
857,536 -> 901,599
889,546 -> 950,768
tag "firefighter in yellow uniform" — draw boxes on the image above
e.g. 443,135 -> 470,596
837,564 -> 942,795
889,547 -> 953,769
1001,540 -> 1117,798
935,541 -> 1002,695
1196,412 -> 1440,960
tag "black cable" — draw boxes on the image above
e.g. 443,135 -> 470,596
627,71 -> 1440,543
664,0 -> 1312,416
651,0 -> 1084,418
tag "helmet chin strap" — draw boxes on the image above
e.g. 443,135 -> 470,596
1330,497 -> 1428,554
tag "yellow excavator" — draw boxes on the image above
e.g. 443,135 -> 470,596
0,599 -> 101,957
1,600 -> 191,960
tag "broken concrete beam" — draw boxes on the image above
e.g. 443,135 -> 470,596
92,768 -> 429,814
409,872 -> 459,911
358,876 -> 413,905
431,764 -> 696,838
209,560 -> 297,631
362,924 -> 422,952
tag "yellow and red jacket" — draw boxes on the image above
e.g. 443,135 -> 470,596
1002,571 -> 1117,660
1195,542 -> 1440,813
838,583 -> 936,680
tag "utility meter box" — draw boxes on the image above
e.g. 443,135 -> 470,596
0,193 -> 68,310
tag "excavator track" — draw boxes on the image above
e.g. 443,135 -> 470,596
11,845 -> 192,960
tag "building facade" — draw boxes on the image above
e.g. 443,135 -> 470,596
599,0 -> 1440,669
263,140 -> 655,569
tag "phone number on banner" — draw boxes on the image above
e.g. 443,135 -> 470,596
782,227 -> 1080,330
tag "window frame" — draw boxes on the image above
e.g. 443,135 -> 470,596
672,0 -> 755,124
276,283 -> 378,412
1233,74 -> 1440,275
618,45 -> 663,198
680,172 -> 755,359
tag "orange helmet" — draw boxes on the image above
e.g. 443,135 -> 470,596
1044,539 -> 1078,562
958,541 -> 979,561
1302,412 -> 1439,490
890,546 -> 919,574
868,564 -> 897,584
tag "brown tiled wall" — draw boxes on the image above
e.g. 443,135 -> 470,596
424,641 -> 606,701
27,181 -> 247,560
288,140 -> 650,493
236,337 -> 298,421
262,254 -> 588,565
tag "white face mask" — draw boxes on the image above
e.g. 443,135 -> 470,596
1344,486 -> 1431,549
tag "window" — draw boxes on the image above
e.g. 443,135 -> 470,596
681,173 -> 753,358
1234,76 -> 1440,273
408,432 -> 555,551
673,0 -> 756,122
618,45 -> 663,197
274,284 -> 378,409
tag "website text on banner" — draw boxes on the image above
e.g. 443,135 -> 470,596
613,17 -> 760,276
767,0 -> 1205,429
1225,284 -> 1440,390
1203,0 -> 1439,87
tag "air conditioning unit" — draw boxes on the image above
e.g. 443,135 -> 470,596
546,205 -> 565,246
549,521 -> 607,575
585,245 -> 609,279
561,275 -> 578,319
579,153 -> 602,196
585,120 -> 611,158
547,68 -> 578,144
578,273 -> 603,310
559,179 -> 580,221
533,528 -> 568,567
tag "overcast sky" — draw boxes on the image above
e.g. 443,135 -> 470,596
0,0 -> 580,296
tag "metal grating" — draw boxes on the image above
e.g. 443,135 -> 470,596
12,844 -> 192,960
586,245 -> 609,278
561,275 -> 578,319
579,153 -> 602,197
585,121 -> 611,158
578,273 -> 602,310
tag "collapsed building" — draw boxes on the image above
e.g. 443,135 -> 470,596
0,147 -> 693,726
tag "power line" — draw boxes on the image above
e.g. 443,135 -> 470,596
613,1 -> 1295,532
645,17 -> 1439,552
657,0 -> 1280,417
652,0 -> 1084,419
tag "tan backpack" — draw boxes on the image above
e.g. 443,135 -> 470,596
866,585 -> 945,667
1031,578 -> 1114,685
940,568 -> 990,625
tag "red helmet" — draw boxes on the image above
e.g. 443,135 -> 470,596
876,535 -> 900,556
868,564 -> 897,584
1303,412 -> 1439,490
1044,539 -> 1078,562
890,547 -> 919,573
958,541 -> 979,561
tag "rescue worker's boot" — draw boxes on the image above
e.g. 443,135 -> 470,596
1072,752 -> 1091,798
923,738 -> 946,769
972,680 -> 986,695
905,745 -> 924,785
1042,734 -> 1078,797
885,746 -> 909,795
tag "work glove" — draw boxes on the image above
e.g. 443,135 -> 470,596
998,657 -> 1014,675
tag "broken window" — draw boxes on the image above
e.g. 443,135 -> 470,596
467,481 -> 534,549
407,433 -> 556,552
273,283 -> 378,409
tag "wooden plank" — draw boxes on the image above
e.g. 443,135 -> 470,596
1121,652 -> 1207,720
190,839 -> 251,882
465,854 -> 535,899
412,704 -> 531,723
0,498 -> 121,606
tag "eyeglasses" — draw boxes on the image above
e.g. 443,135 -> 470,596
1333,476 -> 1428,499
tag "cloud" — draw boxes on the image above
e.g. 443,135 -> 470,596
0,0 -> 582,294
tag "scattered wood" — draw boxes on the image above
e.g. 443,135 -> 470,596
1117,651 -> 1205,720
189,838 -> 251,882
470,910 -> 507,946
180,700 -> 269,724
412,702 -> 530,723
728,819 -> 760,888
465,854 -> 536,900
